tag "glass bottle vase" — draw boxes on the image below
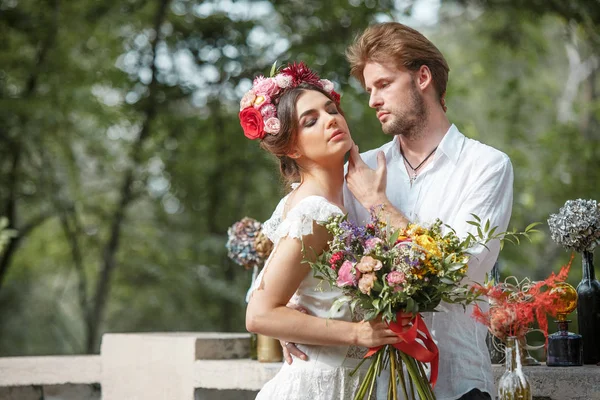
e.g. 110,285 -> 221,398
576,250 -> 600,364
497,336 -> 532,400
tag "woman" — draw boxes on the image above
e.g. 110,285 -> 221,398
241,62 -> 401,399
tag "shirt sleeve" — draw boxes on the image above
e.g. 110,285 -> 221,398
451,156 -> 514,283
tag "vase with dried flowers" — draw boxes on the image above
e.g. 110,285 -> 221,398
472,259 -> 572,399
226,217 -> 279,362
548,199 -> 600,364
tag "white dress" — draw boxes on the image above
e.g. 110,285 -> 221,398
252,194 -> 371,400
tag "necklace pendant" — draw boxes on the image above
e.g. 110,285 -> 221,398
410,173 -> 417,186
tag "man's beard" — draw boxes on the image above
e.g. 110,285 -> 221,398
381,81 -> 428,140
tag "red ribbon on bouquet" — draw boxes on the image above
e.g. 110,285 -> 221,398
364,313 -> 439,388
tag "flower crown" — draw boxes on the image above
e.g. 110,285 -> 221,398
239,62 -> 341,140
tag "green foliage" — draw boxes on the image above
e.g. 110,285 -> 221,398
0,0 -> 598,355
0,218 -> 17,255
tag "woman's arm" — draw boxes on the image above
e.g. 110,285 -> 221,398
246,222 -> 401,348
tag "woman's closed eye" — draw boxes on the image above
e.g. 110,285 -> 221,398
304,117 -> 317,127
303,107 -> 338,127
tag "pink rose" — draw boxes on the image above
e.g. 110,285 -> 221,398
356,255 -> 383,273
387,271 -> 406,286
240,91 -> 256,111
260,104 -> 277,120
253,77 -> 279,97
358,273 -> 377,295
264,117 -> 281,134
336,260 -> 359,287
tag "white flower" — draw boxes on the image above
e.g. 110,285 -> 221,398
320,79 -> 334,93
240,90 -> 256,111
548,199 -> 600,252
275,74 -> 292,88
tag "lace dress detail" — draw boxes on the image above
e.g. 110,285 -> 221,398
253,194 -> 374,400
346,306 -> 369,359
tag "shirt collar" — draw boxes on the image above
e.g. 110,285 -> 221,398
389,124 -> 464,165
435,124 -> 464,165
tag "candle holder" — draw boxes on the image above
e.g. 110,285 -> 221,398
257,334 -> 283,363
546,282 -> 583,366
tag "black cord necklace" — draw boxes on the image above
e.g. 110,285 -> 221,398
399,145 -> 438,185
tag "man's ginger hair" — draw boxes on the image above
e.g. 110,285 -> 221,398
346,22 -> 449,100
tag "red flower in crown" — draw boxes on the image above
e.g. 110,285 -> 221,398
279,62 -> 322,87
239,107 -> 265,140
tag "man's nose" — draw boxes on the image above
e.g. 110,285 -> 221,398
368,91 -> 382,109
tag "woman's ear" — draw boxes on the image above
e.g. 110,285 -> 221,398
288,150 -> 301,159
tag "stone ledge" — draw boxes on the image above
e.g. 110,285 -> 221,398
0,356 -> 101,386
493,363 -> 600,400
193,358 -> 600,400
194,359 -> 282,391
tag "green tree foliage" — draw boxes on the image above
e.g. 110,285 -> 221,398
0,0 -> 597,355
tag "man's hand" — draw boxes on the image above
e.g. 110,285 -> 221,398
346,145 -> 388,210
280,303 -> 309,364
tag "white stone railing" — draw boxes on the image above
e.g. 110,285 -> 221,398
1,332 -> 599,400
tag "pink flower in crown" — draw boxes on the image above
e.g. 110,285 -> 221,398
320,79 -> 334,93
387,271 -> 406,287
253,75 -> 267,87
253,77 -> 279,97
264,117 -> 281,134
253,94 -> 271,109
260,104 -> 277,120
275,74 -> 292,89
240,91 -> 256,111
336,260 -> 359,287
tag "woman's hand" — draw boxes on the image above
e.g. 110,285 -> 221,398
354,315 -> 412,348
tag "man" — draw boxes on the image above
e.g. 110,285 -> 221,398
285,22 -> 512,400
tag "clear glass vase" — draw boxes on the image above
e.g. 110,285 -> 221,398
497,336 -> 532,400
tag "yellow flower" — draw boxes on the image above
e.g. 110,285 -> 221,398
253,95 -> 267,107
414,235 -> 441,258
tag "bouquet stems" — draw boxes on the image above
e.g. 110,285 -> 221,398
352,346 -> 436,400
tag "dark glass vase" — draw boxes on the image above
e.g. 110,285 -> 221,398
546,319 -> 583,366
576,250 -> 600,364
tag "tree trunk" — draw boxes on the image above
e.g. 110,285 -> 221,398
0,0 -> 60,289
85,0 -> 171,353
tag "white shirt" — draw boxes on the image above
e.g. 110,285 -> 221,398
343,124 -> 513,400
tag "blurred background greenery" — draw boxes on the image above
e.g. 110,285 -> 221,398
0,0 -> 598,356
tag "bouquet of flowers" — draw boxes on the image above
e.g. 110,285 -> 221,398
226,217 -> 273,301
226,217 -> 272,270
547,199 -> 600,253
307,208 -> 535,400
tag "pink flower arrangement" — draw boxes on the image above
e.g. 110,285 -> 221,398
239,62 -> 341,140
